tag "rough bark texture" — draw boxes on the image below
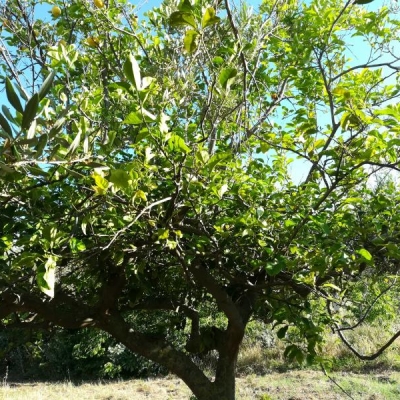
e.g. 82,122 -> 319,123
98,311 -> 217,399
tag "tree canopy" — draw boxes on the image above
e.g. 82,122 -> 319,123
1,0 -> 400,398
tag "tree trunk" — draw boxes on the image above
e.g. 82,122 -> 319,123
191,322 -> 244,400
100,311 -> 244,400
99,312 -> 217,398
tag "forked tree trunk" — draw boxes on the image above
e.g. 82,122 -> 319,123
100,312 -> 243,400
191,323 -> 243,400
189,353 -> 237,400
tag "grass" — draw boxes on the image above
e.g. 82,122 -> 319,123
1,370 -> 400,399
3,321 -> 400,399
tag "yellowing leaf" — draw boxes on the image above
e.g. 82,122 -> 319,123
92,185 -> 108,196
91,172 -> 109,195
158,228 -> 169,240
135,189 -> 147,202
183,30 -> 198,53
202,7 -> 220,28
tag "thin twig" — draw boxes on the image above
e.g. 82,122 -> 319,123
102,197 -> 172,250
321,365 -> 355,400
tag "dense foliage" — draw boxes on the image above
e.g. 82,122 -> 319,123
1,0 -> 400,398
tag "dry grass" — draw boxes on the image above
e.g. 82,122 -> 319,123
1,370 -> 400,400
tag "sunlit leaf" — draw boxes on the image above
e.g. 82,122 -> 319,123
91,172 -> 109,195
37,256 -> 57,298
169,11 -> 197,29
202,7 -> 220,28
135,189 -> 147,202
123,54 -> 141,90
38,70 -> 56,100
357,248 -> 372,261
109,169 -> 130,189
124,109 -> 156,125
67,131 -> 81,155
183,30 -> 198,53
206,152 -> 231,171
217,183 -> 228,198
21,93 -> 39,130
219,68 -> 237,91
168,134 -> 191,153
27,119 -> 37,140
178,0 -> 193,12
69,237 -> 86,253
158,228 -> 170,239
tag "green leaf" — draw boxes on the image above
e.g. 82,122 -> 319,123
69,237 -> 86,253
123,54 -> 141,90
2,106 -> 16,124
354,0 -> 374,4
38,70 -> 56,100
169,11 -> 197,29
357,248 -> 372,261
49,117 -> 66,137
135,129 -> 150,143
322,283 -> 342,292
67,131 -> 81,155
219,68 -> 237,91
0,112 -> 13,138
21,93 -> 39,130
92,173 -> 109,195
35,134 -> 48,158
212,56 -> 224,65
27,119 -> 37,140
178,0 -> 193,12
202,7 -> 220,28
284,220 -> 296,227
196,149 -> 210,164
0,162 -> 15,174
265,260 -> 285,276
183,30 -> 198,53
344,197 -> 363,204
109,169 -> 130,189
123,111 -> 144,125
168,134 -> 191,153
217,183 -> 228,198
37,255 -> 56,298
5,77 -> 23,113
14,81 -> 29,101
206,152 -> 231,171
124,110 -> 156,125
277,325 -> 288,339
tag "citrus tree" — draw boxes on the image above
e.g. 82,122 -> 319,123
1,0 -> 400,398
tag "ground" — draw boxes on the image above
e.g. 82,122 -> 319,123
1,370 -> 399,399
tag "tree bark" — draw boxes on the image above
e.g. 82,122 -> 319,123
99,311 -> 217,399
